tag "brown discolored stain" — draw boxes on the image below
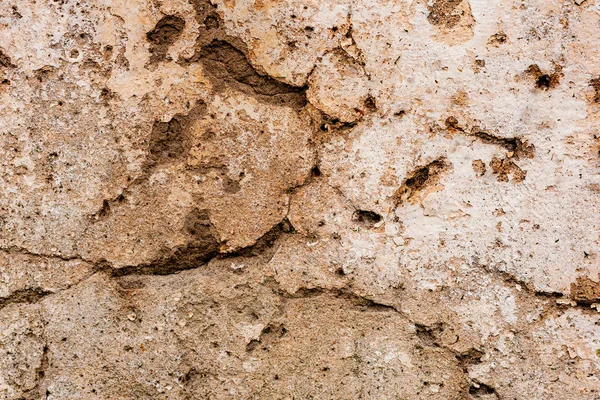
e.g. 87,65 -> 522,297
313,113 -> 359,143
11,5 -> 22,19
427,0 -> 465,28
0,49 -> 15,68
99,87 -> 116,104
146,15 -> 186,63
473,58 -> 485,73
393,157 -> 451,207
487,32 -> 508,46
590,77 -> 600,103
451,90 -> 469,107
117,278 -> 147,291
88,103 -> 208,223
525,63 -> 563,90
197,40 -> 307,110
472,160 -> 486,177
149,118 -> 186,160
489,157 -> 526,183
570,276 -> 600,303
189,0 -> 217,20
115,50 -> 130,70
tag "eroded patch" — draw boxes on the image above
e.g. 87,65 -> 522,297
393,157 -> 451,207
489,157 -> 526,183
488,32 -> 508,46
426,0 -> 475,44
472,159 -> 486,177
198,40 -> 307,110
570,276 -> 600,303
0,49 -> 15,68
146,15 -> 186,64
525,63 -> 563,90
352,210 -> 383,228
147,102 -> 207,168
427,0 -> 465,28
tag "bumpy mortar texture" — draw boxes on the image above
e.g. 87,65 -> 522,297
1,0 -> 599,399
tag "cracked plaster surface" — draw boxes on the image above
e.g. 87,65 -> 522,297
0,0 -> 600,398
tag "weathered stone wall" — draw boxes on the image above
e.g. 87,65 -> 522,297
1,0 -> 599,398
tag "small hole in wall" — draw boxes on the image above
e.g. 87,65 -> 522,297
536,74 -> 551,89
469,383 -> 496,396
70,49 -> 80,58
204,15 -> 219,30
311,165 -> 321,177
364,95 -> 377,112
352,210 -> 382,228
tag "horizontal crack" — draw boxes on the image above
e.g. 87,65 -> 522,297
0,287 -> 53,309
109,218 -> 294,277
263,276 -> 403,314
444,116 -> 535,158
0,245 -> 98,264
263,278 -> 480,397
474,261 -> 598,317
0,269 -> 100,311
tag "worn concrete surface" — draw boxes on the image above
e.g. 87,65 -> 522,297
1,0 -> 599,398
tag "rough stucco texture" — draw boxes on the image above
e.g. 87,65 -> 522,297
0,0 -> 600,399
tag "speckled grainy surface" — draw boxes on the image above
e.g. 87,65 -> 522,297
1,0 -> 599,399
